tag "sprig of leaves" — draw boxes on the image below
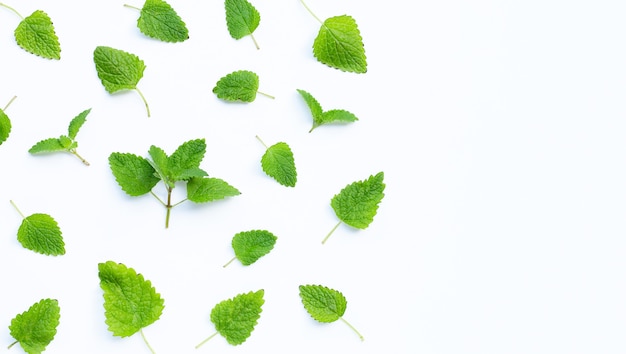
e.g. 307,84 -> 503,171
98,261 -> 163,353
223,230 -> 277,267
297,89 -> 358,132
213,70 -> 274,102
323,172 -> 385,244
28,108 -> 91,165
93,46 -> 151,117
108,138 -> 240,228
124,0 -> 189,42
256,135 -> 297,187
196,290 -> 265,348
299,0 -> 367,73
299,284 -> 363,340
224,0 -> 261,49
10,200 -> 65,256
0,95 -> 16,146
8,298 -> 61,354
0,3 -> 61,59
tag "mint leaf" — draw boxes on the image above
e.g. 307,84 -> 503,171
98,261 -> 164,351
297,89 -> 358,132
224,0 -> 261,49
93,46 -> 151,117
323,172 -> 386,244
108,152 -> 160,196
186,177 -> 241,203
213,70 -> 273,102
10,200 -> 65,256
224,230 -> 277,267
298,284 -> 363,340
29,108 -> 92,165
167,138 -> 206,181
14,10 -> 61,60
125,0 -> 189,42
0,96 -> 16,146
8,298 -> 61,354
196,290 -> 265,348
256,136 -> 297,187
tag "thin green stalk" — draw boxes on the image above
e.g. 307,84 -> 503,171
250,33 -> 260,50
4,95 -> 16,111
123,4 -> 141,11
140,329 -> 157,354
171,199 -> 187,208
255,135 -> 268,149
321,221 -> 342,244
257,91 -> 275,99
70,149 -> 90,166
195,332 -> 218,349
0,3 -> 23,19
9,200 -> 25,218
340,317 -> 364,341
299,0 -> 322,24
223,256 -> 237,268
7,340 -> 18,349
165,187 -> 172,228
150,191 -> 167,207
134,87 -> 151,117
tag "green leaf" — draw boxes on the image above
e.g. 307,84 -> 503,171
9,298 -> 60,354
0,109 -> 11,146
213,70 -> 259,102
224,0 -> 261,49
98,261 -> 164,338
225,230 -> 277,267
17,213 -> 65,256
186,177 -> 241,203
167,138 -> 206,181
313,15 -> 367,73
108,152 -> 160,196
297,89 -> 358,132
331,172 -> 385,229
135,0 -> 189,42
67,108 -> 90,139
14,10 -> 61,60
260,141 -> 297,187
210,290 -> 264,345
148,145 -> 171,186
28,138 -> 64,153
298,285 -> 363,340
28,109 -> 91,165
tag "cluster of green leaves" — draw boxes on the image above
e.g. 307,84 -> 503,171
125,0 -> 189,43
28,108 -> 91,165
10,200 -> 65,256
196,289 -> 265,348
299,284 -> 363,340
256,136 -> 297,187
98,261 -> 164,353
108,138 -> 240,228
8,298 -> 61,354
0,3 -> 61,60
297,89 -> 358,132
224,229 -> 277,267
224,0 -> 261,49
323,172 -> 386,244
213,70 -> 274,102
0,96 -> 16,146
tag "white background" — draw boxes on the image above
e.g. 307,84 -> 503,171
1,0 -> 625,353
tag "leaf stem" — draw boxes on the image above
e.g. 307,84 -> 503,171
123,4 -> 141,11
140,329 -> 157,354
299,0 -> 322,24
70,149 -> 90,166
171,198 -> 187,208
255,135 -> 268,149
257,91 -> 275,99
340,317 -> 364,341
150,191 -> 167,207
195,332 -> 218,349
321,220 -> 342,244
134,87 -> 151,117
250,33 -> 260,50
9,200 -> 25,219
0,3 -> 23,19
4,95 -> 16,111
165,187 -> 173,228
7,340 -> 18,349
223,256 -> 237,268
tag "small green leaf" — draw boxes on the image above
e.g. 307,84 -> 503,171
14,10 -> 61,60
258,138 -> 297,187
313,15 -> 367,73
331,172 -> 385,229
0,109 -> 11,146
67,108 -> 90,139
202,290 -> 264,346
98,261 -> 164,341
186,177 -> 241,203
108,152 -> 160,196
28,108 -> 91,165
11,203 -> 65,256
213,70 -> 260,102
28,138 -> 64,154
299,284 -> 363,340
134,0 -> 189,42
9,298 -> 60,354
297,89 -> 358,132
224,0 -> 261,49
167,138 -> 206,181
225,230 -> 277,267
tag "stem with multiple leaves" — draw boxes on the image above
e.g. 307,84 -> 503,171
150,187 -> 187,228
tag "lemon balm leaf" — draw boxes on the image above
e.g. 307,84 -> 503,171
8,298 -> 61,354
186,177 -> 241,203
125,0 -> 189,42
10,201 -> 65,256
213,70 -> 273,102
14,10 -> 61,60
256,136 -> 297,187
93,46 -> 151,117
167,138 -> 206,181
224,230 -> 277,267
297,89 -> 358,132
0,96 -> 16,146
298,284 -> 363,340
196,290 -> 265,348
29,108 -> 92,165
108,152 -> 160,196
323,172 -> 386,244
224,0 -> 260,49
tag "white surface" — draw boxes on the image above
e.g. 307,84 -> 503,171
1,0 -> 625,353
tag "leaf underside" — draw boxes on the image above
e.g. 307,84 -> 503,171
29,138 -> 65,154
9,298 -> 60,354
211,289 -> 264,345
313,15 -> 367,73
299,284 -> 347,323
93,46 -> 146,93
225,0 -> 260,40
232,230 -> 277,265
0,109 -> 12,145
331,172 -> 385,229
213,70 -> 259,102
14,10 -> 61,60
138,0 -> 189,42
186,177 -> 241,203
261,142 -> 297,187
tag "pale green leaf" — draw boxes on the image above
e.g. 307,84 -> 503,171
17,213 -> 65,256
0,109 -> 11,146
230,230 -> 277,266
9,298 -> 60,354
28,138 -> 64,154
213,70 -> 259,102
67,108 -> 90,139
108,152 -> 159,196
260,141 -> 297,187
210,290 -> 264,345
186,177 -> 240,203
148,145 -> 170,186
225,0 -> 260,48
313,15 -> 367,73
93,46 -> 145,93
14,10 -> 61,60
135,0 -> 189,42
331,172 -> 385,229
297,89 -> 358,132
296,89 -> 322,122
98,261 -> 164,337
299,284 -> 346,323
